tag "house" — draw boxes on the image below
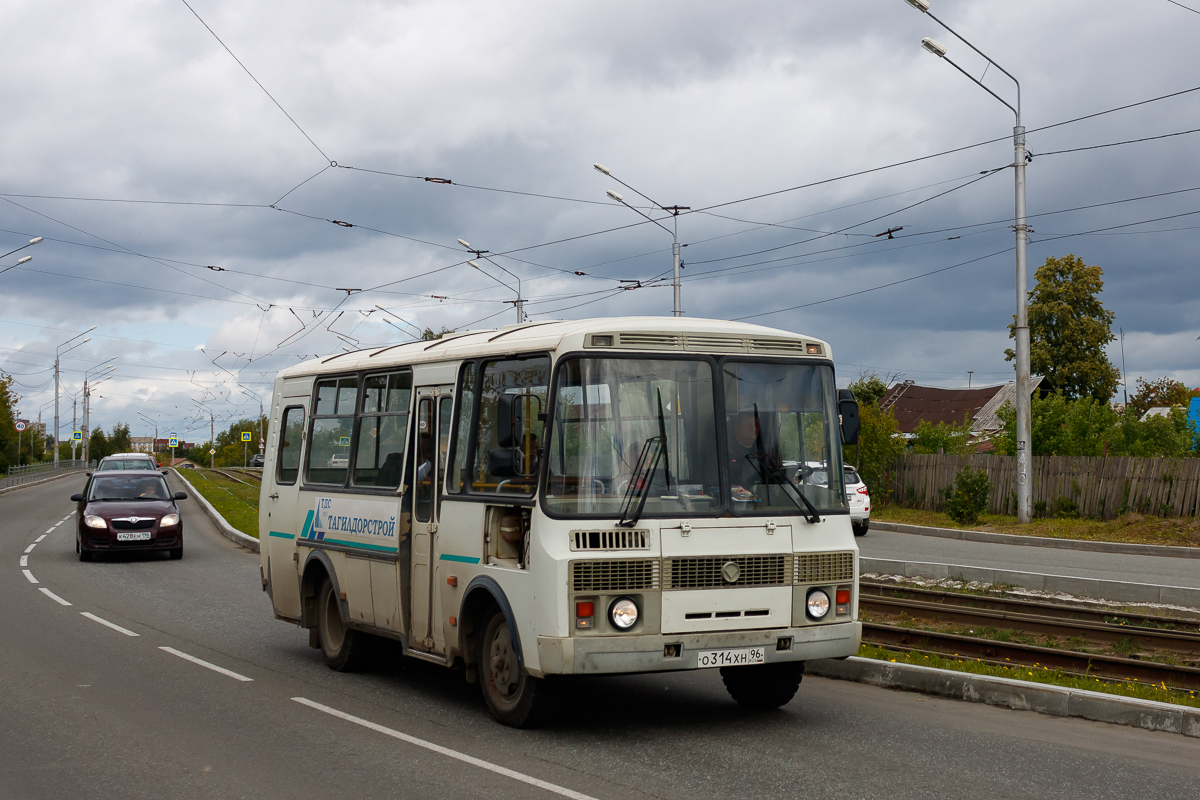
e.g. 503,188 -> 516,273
876,377 -> 1045,435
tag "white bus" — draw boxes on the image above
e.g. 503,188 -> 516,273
259,316 -> 862,726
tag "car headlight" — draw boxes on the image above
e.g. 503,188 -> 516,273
806,589 -> 831,620
609,597 -> 639,630
160,513 -> 180,527
85,515 -> 107,529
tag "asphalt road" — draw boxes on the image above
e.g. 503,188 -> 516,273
859,527 -> 1200,589
3,476 -> 1197,800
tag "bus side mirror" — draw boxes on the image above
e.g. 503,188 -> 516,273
497,394 -> 523,448
488,448 -> 519,478
837,389 -> 860,446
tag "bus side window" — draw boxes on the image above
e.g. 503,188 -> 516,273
446,362 -> 476,494
415,399 -> 434,522
306,377 -> 357,486
470,355 -> 549,495
353,370 -> 412,489
277,406 -> 305,485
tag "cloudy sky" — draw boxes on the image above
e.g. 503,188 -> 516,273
3,0 -> 1199,442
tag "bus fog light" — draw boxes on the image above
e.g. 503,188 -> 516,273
806,589 -> 831,620
576,600 -> 595,629
609,597 -> 639,630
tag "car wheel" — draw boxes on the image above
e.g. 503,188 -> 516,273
853,520 -> 869,537
721,661 -> 804,709
317,576 -> 369,671
79,548 -> 93,563
169,547 -> 183,560
479,609 -> 553,727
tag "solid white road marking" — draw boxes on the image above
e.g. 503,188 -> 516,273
20,555 -> 28,567
36,535 -> 47,542
80,612 -> 139,637
24,543 -> 36,554
39,588 -> 72,606
22,570 -> 38,584
292,697 -> 598,800
159,647 -> 254,682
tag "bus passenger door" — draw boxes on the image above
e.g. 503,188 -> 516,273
409,385 -> 453,653
264,388 -> 309,621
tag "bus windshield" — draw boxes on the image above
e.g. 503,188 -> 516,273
545,357 -> 720,517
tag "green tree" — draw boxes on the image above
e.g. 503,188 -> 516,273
421,326 -> 454,341
846,403 -> 905,497
1128,377 -> 1194,418
848,373 -> 889,407
0,374 -> 18,472
911,417 -> 975,456
88,427 -> 111,462
996,395 -> 1195,457
1006,254 -> 1120,401
108,422 -> 132,454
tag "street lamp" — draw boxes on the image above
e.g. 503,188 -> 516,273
594,164 -> 689,317
81,358 -> 117,463
138,413 -> 159,459
54,327 -> 95,467
458,239 -> 525,323
907,0 -> 1032,524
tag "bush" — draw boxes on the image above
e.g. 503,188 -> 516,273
946,467 -> 990,525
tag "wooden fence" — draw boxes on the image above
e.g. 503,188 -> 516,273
886,454 -> 1200,520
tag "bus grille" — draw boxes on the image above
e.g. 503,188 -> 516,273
570,529 -> 650,551
664,555 -> 791,589
795,551 -> 855,584
571,559 -> 660,592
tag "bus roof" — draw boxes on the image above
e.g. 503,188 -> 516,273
276,316 -> 832,379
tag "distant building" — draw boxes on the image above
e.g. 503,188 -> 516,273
1142,407 -> 1173,419
130,436 -> 156,453
875,377 -> 1045,438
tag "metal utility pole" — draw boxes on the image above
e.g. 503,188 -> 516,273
53,327 -> 94,467
458,240 -> 525,323
967,370 -> 974,388
210,413 -> 215,469
71,399 -> 77,463
907,0 -> 1032,523
595,164 -> 689,316
1120,328 -> 1129,407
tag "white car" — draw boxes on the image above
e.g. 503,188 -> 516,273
845,466 -> 870,536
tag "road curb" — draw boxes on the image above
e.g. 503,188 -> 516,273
872,519 -> 1200,559
0,468 -> 87,496
860,557 -> 1200,609
170,469 -> 260,554
807,656 -> 1200,738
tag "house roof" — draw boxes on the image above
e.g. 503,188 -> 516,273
877,377 -> 1044,434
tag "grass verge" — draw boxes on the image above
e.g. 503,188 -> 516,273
857,642 -> 1200,709
182,469 -> 260,539
874,505 -> 1200,548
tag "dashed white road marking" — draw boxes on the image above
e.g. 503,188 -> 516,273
20,555 -> 28,567
292,697 -> 598,800
22,570 -> 38,584
36,535 -> 47,542
159,647 -> 253,682
80,612 -> 138,637
45,528 -> 55,534
24,543 -> 37,554
39,588 -> 72,606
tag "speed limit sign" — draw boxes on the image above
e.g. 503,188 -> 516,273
14,421 -> 26,432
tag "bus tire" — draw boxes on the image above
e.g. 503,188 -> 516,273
480,610 -> 552,728
720,662 -> 804,710
317,576 -> 368,672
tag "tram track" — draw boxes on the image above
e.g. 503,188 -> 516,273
859,581 -> 1200,691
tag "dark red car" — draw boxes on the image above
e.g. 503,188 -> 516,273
71,471 -> 188,561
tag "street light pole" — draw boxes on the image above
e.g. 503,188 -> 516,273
594,164 -> 689,317
458,240 -> 525,323
908,0 -> 1032,523
54,327 -> 95,468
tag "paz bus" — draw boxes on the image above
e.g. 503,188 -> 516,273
259,316 -> 862,726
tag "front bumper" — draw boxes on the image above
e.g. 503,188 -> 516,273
534,620 -> 861,676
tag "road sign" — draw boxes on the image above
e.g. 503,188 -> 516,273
241,431 -> 252,442
209,448 -> 216,455
72,431 -> 83,441
168,437 -> 179,448
14,421 -> 26,432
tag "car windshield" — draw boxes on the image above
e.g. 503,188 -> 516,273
723,361 -> 846,514
89,475 -> 171,501
545,357 -> 721,517
99,459 -> 157,471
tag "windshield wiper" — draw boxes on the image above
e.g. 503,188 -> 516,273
749,404 -> 820,524
617,437 -> 664,528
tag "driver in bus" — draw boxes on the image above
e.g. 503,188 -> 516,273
728,411 -> 777,495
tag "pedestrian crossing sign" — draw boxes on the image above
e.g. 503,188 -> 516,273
168,437 -> 179,448
241,431 -> 252,442
72,431 -> 82,441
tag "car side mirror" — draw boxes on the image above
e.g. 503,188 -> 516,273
174,492 -> 188,501
837,388 -> 860,446
496,394 -> 523,449
85,471 -> 92,476
162,469 -> 169,475
70,493 -> 83,502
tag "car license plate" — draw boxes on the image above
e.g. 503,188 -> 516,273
696,646 -> 767,668
116,532 -> 151,542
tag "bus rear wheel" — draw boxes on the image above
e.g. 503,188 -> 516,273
317,577 -> 369,672
721,662 -> 804,710
480,610 -> 552,728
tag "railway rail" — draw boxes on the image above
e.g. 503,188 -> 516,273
859,581 -> 1200,692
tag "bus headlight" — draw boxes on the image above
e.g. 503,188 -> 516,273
609,597 -> 639,630
806,589 -> 831,620
85,515 -> 107,529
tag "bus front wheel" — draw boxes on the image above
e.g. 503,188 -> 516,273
720,662 -> 804,709
480,610 -> 553,727
317,577 -> 368,671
